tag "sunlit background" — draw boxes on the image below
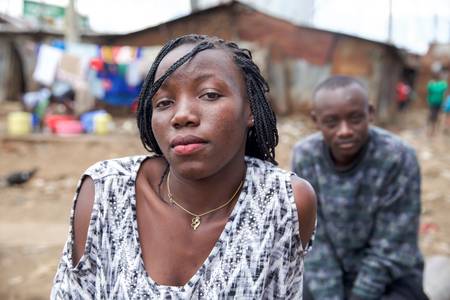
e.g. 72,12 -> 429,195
1,0 -> 449,53
0,1 -> 449,299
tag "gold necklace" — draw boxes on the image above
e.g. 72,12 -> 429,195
166,171 -> 244,230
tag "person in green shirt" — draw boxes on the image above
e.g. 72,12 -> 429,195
427,72 -> 448,135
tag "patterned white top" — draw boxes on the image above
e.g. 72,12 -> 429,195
52,155 -> 310,299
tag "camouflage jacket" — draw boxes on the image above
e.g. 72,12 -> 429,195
292,127 -> 424,300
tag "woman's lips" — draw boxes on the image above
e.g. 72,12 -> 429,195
173,143 -> 206,155
170,135 -> 207,155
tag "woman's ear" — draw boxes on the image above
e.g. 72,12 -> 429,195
247,114 -> 255,128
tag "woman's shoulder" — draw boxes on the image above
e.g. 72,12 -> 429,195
83,155 -> 151,181
244,156 -> 316,251
245,156 -> 290,178
244,156 -> 295,206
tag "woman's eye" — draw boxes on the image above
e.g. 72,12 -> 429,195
200,92 -> 221,101
154,99 -> 173,109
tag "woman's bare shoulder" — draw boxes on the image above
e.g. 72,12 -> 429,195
72,176 -> 95,265
72,155 -> 166,265
290,175 -> 317,249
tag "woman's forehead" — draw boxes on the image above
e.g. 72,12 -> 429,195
155,44 -> 240,83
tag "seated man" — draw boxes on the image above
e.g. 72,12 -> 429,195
292,76 -> 427,300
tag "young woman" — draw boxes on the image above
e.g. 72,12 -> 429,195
52,34 -> 316,299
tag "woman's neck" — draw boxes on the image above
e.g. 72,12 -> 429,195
165,157 -> 247,215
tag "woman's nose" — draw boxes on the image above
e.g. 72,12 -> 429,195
170,98 -> 200,129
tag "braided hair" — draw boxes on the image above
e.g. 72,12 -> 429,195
137,34 -> 278,165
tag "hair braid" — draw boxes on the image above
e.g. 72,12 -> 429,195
229,44 -> 278,164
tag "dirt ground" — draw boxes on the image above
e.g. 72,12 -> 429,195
0,102 -> 449,299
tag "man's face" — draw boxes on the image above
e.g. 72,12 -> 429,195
312,84 -> 373,167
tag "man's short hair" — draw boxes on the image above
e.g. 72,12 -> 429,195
313,75 -> 366,99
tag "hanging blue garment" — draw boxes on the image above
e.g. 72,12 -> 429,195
97,63 -> 142,107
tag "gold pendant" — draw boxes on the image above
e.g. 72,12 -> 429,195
191,216 -> 201,230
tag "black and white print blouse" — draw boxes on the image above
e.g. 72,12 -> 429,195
51,155 -> 310,299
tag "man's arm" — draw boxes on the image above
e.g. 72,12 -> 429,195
351,148 -> 423,299
292,145 -> 345,300
304,214 -> 346,299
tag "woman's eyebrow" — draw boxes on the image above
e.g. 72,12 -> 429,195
194,73 -> 233,89
193,73 -> 216,84
158,73 -> 218,89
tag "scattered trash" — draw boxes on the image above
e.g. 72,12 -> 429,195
120,119 -> 136,134
3,168 -> 38,186
7,275 -> 23,286
420,222 -> 439,235
419,149 -> 433,161
424,255 -> 450,300
424,191 -> 443,202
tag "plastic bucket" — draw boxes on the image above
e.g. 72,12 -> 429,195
93,113 -> 112,135
44,114 -> 76,133
55,120 -> 83,136
7,112 -> 32,136
80,110 -> 107,133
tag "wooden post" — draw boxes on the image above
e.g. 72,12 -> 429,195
65,0 -> 79,43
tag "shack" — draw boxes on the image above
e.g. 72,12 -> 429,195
0,14 -> 32,102
90,1 -> 406,121
0,13 -> 64,102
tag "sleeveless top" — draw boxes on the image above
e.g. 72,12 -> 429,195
51,155 -> 310,299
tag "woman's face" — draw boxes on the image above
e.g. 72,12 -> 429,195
151,44 -> 253,179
